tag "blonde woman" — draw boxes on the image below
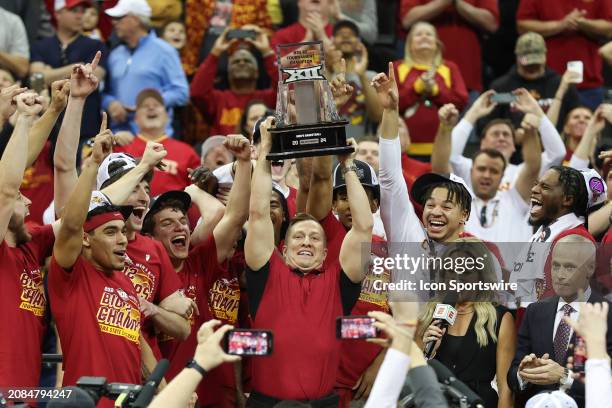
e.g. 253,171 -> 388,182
393,21 -> 468,160
417,238 -> 516,408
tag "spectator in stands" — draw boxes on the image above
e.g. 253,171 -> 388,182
30,0 -> 107,142
401,0 -> 499,96
237,99 -> 268,142
393,22 -> 468,160
82,3 -> 102,41
489,32 -> 580,134
200,135 -> 233,172
569,105 -> 612,172
508,235 -> 612,406
418,239 -> 516,408
432,98 -> 542,244
517,0 -> 612,109
330,20 -> 382,139
114,89 -> 201,196
271,0 -> 333,48
143,135 -> 251,407
355,137 -> 379,173
161,20 -> 186,52
0,0 -> 42,46
103,0 -> 188,135
328,0 -> 378,45
245,116 -> 372,404
48,133 -> 159,401
451,90 -> 566,191
561,107 -> 593,164
0,6 -> 29,78
191,26 -> 276,136
0,90 -> 60,391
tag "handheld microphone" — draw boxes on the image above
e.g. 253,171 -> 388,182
423,304 -> 456,359
132,358 -> 169,408
428,360 -> 485,408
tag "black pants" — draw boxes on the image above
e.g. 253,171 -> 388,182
246,390 -> 340,408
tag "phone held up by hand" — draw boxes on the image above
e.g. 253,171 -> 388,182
490,93 -> 517,105
226,29 -> 257,40
336,316 -> 378,340
223,329 -> 273,356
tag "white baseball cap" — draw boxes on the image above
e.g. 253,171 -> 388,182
96,153 -> 137,190
105,0 -> 152,18
580,168 -> 607,209
526,391 -> 578,408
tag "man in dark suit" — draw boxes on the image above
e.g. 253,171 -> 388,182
508,235 -> 612,406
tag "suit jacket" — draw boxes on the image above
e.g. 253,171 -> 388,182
507,293 -> 612,406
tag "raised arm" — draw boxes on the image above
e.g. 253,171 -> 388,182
53,128 -> 113,269
0,84 -> 27,129
184,182 -> 225,247
353,44 -> 383,123
101,142 -> 167,204
568,105 -> 610,168
54,52 -> 102,216
338,152 -> 373,283
0,93 -> 41,241
514,113 -> 542,202
27,80 -> 70,167
245,117 -> 276,270
547,69 -> 580,127
373,63 -> 426,244
213,135 -> 252,263
431,104 -> 459,174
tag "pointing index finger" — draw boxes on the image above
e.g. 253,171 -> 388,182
91,51 -> 101,71
99,111 -> 107,132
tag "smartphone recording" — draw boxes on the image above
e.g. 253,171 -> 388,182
224,329 -> 273,356
336,316 -> 378,339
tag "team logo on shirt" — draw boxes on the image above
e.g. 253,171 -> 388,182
360,249 -> 391,310
209,278 -> 240,324
123,260 -> 156,302
96,288 -> 141,343
19,269 -> 46,317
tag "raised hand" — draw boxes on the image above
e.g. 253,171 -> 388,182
224,134 -> 251,162
141,140 -> 168,168
108,100 -> 128,124
194,320 -> 241,371
258,116 -> 276,151
367,311 -> 415,355
91,127 -> 114,165
438,103 -> 459,128
15,92 -> 43,116
329,58 -> 354,107
0,84 -> 27,120
49,79 -> 70,113
465,90 -> 497,123
242,25 -> 272,55
371,62 -> 399,111
353,42 -> 369,77
114,131 -> 135,146
70,51 -> 101,99
211,29 -> 237,57
189,165 -> 219,195
512,88 -> 544,117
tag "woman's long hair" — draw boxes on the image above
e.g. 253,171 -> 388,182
403,21 -> 444,67
417,238 -> 500,347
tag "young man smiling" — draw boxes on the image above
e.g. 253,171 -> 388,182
244,116 -> 373,405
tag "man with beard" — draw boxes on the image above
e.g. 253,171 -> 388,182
450,90 -> 566,191
113,88 -> 201,196
141,134 -> 252,407
0,91 -> 62,390
244,116 -> 372,405
510,167 -> 605,303
191,25 -> 276,136
48,130 -> 156,408
431,93 -> 543,243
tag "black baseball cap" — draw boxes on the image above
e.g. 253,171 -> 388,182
411,173 -> 473,211
333,159 -> 380,199
142,190 -> 191,234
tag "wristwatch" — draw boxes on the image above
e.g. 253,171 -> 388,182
186,359 -> 207,377
559,367 -> 571,386
341,163 -> 358,176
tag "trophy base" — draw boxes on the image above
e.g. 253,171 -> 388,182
266,121 -> 352,160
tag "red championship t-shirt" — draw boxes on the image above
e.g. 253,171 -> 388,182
48,256 -> 142,391
517,0 -> 612,89
124,234 -> 182,358
115,135 -> 201,196
158,235 -> 240,407
246,251 -> 361,400
21,142 -> 54,225
0,225 -> 54,388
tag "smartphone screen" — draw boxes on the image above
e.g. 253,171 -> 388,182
490,93 -> 516,104
336,316 -> 377,339
224,330 -> 273,356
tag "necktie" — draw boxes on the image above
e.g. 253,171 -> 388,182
553,304 -> 574,364
480,205 -> 487,226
